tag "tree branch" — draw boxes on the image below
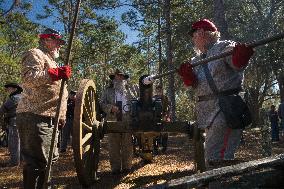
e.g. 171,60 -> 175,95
0,0 -> 20,17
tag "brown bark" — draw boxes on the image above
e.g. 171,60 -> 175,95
213,0 -> 230,40
279,73 -> 284,102
164,0 -> 176,121
157,0 -> 163,85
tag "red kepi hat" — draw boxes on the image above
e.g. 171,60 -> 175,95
39,28 -> 66,45
189,19 -> 218,36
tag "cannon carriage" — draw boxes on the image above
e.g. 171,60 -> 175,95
71,78 -> 199,187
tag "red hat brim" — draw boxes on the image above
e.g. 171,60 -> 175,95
39,33 -> 66,45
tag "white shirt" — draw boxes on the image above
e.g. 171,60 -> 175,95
115,90 -> 129,114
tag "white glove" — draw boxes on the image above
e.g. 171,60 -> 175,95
142,75 -> 155,85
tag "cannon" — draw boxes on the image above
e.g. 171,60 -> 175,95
71,78 -> 199,187
130,75 -> 173,162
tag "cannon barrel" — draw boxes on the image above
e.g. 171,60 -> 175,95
150,32 -> 284,81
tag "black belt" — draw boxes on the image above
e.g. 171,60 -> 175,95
198,88 -> 241,102
4,115 -> 16,119
17,112 -> 55,124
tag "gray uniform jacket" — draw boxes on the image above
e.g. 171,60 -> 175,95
193,40 -> 244,129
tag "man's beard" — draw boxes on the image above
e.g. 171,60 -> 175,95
193,46 -> 201,56
52,48 -> 60,59
113,80 -> 126,94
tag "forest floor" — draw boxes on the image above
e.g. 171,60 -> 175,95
1,128 -> 284,189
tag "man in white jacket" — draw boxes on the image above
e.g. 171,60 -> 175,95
100,69 -> 137,174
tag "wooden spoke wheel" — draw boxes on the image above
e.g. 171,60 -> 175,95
73,79 -> 100,187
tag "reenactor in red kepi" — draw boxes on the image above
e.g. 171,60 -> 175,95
178,19 -> 254,168
0,83 -> 22,166
16,28 -> 71,188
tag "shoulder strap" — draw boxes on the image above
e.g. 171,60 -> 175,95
201,53 -> 219,94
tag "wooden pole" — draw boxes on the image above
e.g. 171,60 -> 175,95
43,0 -> 81,188
193,125 -> 206,172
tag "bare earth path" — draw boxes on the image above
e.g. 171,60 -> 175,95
1,129 -> 284,189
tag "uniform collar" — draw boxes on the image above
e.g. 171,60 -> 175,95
205,41 -> 216,52
199,41 -> 217,58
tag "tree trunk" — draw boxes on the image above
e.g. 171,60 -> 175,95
279,73 -> 284,102
164,0 -> 176,121
247,87 -> 260,127
147,36 -> 150,74
147,154 -> 284,189
158,0 -> 163,85
103,52 -> 107,88
213,0 -> 230,40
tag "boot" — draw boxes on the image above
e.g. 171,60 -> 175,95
36,170 -> 47,189
23,166 -> 37,189
161,133 -> 168,153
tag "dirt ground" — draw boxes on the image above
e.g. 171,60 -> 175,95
1,128 -> 284,189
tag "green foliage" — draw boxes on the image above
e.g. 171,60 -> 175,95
0,2 -> 38,101
122,0 -> 284,121
175,89 -> 196,121
35,0 -> 147,97
0,0 -> 283,123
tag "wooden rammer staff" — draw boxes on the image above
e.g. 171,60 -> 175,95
142,32 -> 284,85
43,0 -> 82,188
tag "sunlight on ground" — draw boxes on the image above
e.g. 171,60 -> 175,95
0,130 -> 284,189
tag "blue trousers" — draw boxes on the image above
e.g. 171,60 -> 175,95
8,125 -> 20,165
271,122 -> 279,141
280,119 -> 284,132
60,117 -> 73,151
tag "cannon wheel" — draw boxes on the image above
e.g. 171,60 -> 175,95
73,79 -> 100,187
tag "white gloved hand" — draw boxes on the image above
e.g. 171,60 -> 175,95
142,75 -> 155,85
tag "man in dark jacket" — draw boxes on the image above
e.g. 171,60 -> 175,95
269,105 -> 279,142
60,90 -> 76,152
278,101 -> 284,135
0,83 -> 22,166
